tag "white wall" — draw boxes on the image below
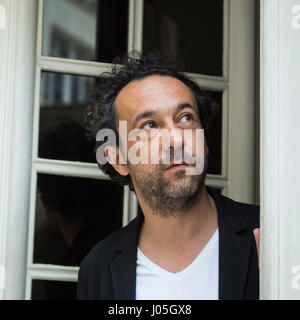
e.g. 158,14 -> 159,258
260,0 -> 300,299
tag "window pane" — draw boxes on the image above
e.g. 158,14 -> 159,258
34,174 -> 123,266
42,0 -> 129,63
206,91 -> 222,175
143,0 -> 223,76
31,279 -> 77,300
39,72 -> 97,162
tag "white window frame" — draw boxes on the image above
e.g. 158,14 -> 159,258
25,0 -> 141,299
0,0 -> 38,299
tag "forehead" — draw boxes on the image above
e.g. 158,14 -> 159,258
114,75 -> 197,121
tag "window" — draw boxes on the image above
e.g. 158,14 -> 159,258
26,0 -> 134,300
24,0 -> 257,299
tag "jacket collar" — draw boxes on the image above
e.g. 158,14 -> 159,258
110,186 -> 253,300
208,187 -> 253,300
110,213 -> 143,299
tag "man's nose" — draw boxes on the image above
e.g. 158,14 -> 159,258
164,124 -> 184,150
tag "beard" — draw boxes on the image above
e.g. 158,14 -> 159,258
128,156 -> 208,218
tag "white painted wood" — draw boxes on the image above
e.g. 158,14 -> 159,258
205,177 -> 228,190
28,264 -> 78,281
0,0 -> 38,299
122,186 -> 130,226
25,265 -> 78,299
35,0 -> 43,57
221,88 -> 229,180
122,186 -> 139,224
223,0 -> 230,80
186,73 -> 229,91
0,4 -> 6,30
128,0 -> 144,53
34,158 -> 110,179
129,191 -> 138,222
26,169 -> 37,278
0,0 -> 13,298
227,0 -> 257,203
260,0 -> 281,300
127,0 -> 135,53
260,0 -> 300,300
38,56 -> 113,76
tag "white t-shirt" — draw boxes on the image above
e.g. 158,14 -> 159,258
136,228 -> 219,300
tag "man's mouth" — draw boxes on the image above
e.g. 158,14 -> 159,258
165,162 -> 188,170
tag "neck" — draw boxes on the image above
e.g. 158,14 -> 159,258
137,185 -> 218,249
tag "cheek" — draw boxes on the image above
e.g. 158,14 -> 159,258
183,130 -> 206,157
127,139 -> 151,162
128,136 -> 163,165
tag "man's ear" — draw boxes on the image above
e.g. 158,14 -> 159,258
104,145 -> 129,176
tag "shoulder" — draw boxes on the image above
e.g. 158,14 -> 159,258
79,214 -> 142,270
79,225 -> 125,270
77,215 -> 143,299
220,193 -> 260,229
233,199 -> 260,229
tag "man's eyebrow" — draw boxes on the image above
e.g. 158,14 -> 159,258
131,102 -> 198,128
132,110 -> 158,129
175,102 -> 198,114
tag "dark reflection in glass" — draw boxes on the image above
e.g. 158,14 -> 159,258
205,91 -> 223,175
39,72 -> 97,162
31,279 -> 77,300
42,0 -> 129,63
143,0 -> 223,76
34,174 -> 124,267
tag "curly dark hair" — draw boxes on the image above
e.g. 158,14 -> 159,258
83,51 -> 219,191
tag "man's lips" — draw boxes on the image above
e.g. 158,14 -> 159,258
165,162 -> 188,170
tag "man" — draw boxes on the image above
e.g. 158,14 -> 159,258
77,52 -> 260,300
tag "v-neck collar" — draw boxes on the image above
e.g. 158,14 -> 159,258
137,228 -> 219,279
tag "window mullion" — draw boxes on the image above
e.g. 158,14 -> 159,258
128,0 -> 144,54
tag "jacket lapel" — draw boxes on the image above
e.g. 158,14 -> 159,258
218,228 -> 252,299
110,214 -> 144,300
207,187 -> 253,300
110,246 -> 138,299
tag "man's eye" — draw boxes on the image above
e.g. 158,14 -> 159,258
180,113 -> 193,123
141,121 -> 156,130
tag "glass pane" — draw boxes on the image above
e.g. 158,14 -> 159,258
34,174 -> 123,266
143,0 -> 223,76
31,279 -> 77,300
39,72 -> 97,162
206,91 -> 222,175
42,0 -> 129,63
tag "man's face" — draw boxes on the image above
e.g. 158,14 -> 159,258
113,75 -> 208,216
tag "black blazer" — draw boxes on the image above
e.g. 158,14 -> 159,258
77,187 -> 260,300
